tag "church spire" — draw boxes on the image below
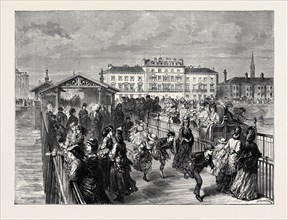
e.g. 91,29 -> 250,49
250,51 -> 255,78
45,68 -> 50,82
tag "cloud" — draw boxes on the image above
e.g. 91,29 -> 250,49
118,12 -> 160,45
196,22 -> 242,44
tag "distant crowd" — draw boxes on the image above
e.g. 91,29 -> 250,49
16,98 -> 34,106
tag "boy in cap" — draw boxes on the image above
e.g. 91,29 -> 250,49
186,145 -> 215,202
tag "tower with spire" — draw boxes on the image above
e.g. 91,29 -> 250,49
45,68 -> 50,82
250,51 -> 255,78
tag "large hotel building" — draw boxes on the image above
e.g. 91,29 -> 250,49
103,57 -> 218,100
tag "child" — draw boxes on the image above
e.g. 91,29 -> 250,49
187,145 -> 214,202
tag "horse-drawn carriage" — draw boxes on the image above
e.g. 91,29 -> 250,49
203,101 -> 256,144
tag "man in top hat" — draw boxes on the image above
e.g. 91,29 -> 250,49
186,145 -> 215,202
78,103 -> 89,131
153,131 -> 176,178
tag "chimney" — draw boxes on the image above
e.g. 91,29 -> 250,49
260,72 -> 264,79
245,72 -> 248,78
216,73 -> 219,85
223,69 -> 227,83
108,64 -> 112,69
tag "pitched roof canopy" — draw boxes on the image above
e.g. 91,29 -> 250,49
40,73 -> 120,94
30,81 -> 52,92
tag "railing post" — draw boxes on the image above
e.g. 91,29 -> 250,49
254,117 -> 257,133
157,113 -> 160,137
223,115 -> 228,140
168,115 -> 172,131
198,119 -> 201,140
146,111 -> 150,128
262,136 -> 266,158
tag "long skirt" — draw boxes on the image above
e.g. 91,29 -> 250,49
98,158 -> 112,189
172,141 -> 192,174
109,166 -> 138,197
132,152 -> 152,174
230,168 -> 259,200
78,177 -> 110,204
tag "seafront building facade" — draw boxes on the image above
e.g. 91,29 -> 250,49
103,57 -> 218,100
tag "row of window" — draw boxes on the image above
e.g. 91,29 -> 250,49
147,68 -> 183,73
233,92 -> 273,98
192,94 -> 207,99
233,85 -> 273,91
149,75 -> 183,82
116,83 -> 143,91
111,76 -> 143,82
110,75 -> 215,83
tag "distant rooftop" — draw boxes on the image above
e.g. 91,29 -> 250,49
15,68 -> 29,76
104,65 -> 145,73
220,77 -> 273,85
185,67 -> 218,74
142,57 -> 184,67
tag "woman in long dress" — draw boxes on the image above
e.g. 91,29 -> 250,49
216,126 -> 242,193
230,127 -> 262,200
97,126 -> 114,189
109,128 -> 138,202
211,138 -> 228,177
172,117 -> 194,178
67,143 -> 111,204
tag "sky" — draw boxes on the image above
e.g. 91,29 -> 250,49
15,11 -> 274,87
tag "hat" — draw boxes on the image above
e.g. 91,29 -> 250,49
58,106 -> 64,111
82,103 -> 87,107
87,138 -> 97,146
67,144 -> 80,152
218,138 -> 227,144
116,127 -> 122,132
148,133 -> 157,141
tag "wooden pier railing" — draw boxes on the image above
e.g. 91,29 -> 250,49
146,115 -> 274,201
41,111 -> 86,204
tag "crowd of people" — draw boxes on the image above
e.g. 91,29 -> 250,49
44,94 -> 262,204
16,97 -> 34,106
46,100 -> 138,204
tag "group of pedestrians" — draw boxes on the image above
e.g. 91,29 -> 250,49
212,126 -> 262,201
46,101 -> 139,204
45,98 -> 262,204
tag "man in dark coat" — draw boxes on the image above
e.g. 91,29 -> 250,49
56,106 -> 68,127
122,117 -> 134,141
78,103 -> 89,131
187,146 -> 214,202
144,95 -> 154,114
153,131 -> 176,178
90,104 -> 103,143
114,104 -> 125,129
101,104 -> 111,128
66,108 -> 78,133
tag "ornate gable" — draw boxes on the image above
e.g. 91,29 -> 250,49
59,75 -> 99,87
